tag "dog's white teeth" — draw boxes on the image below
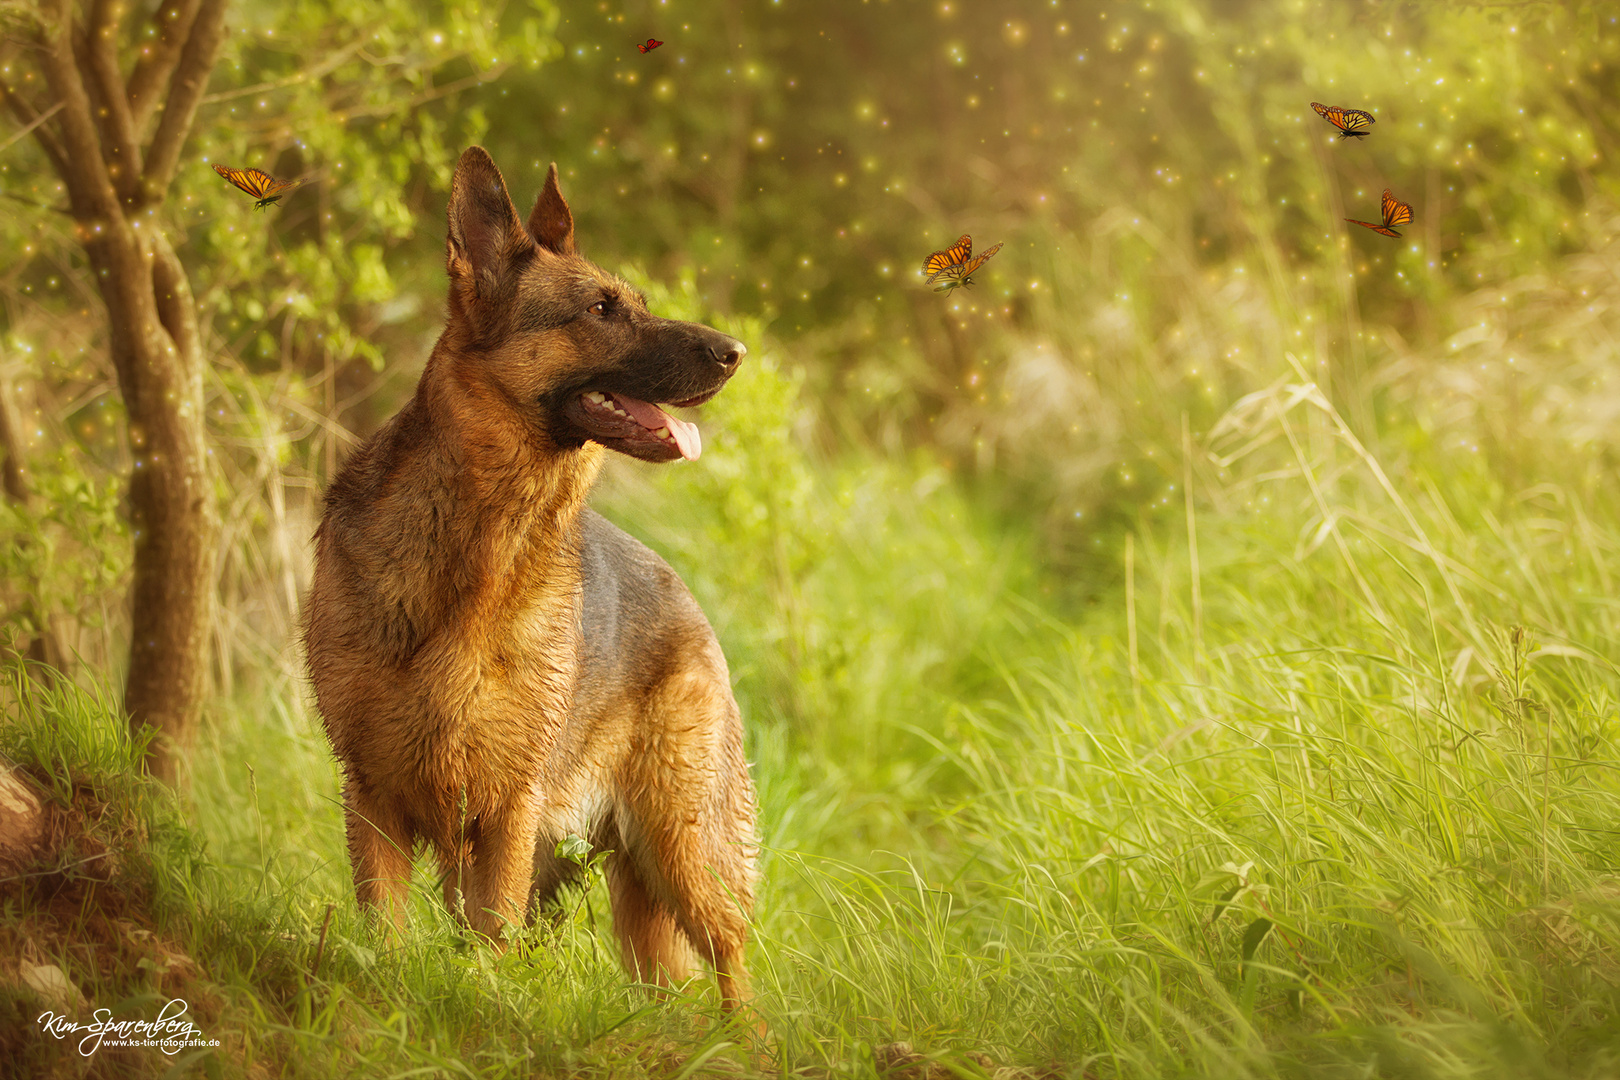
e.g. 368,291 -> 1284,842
652,426 -> 670,440
584,391 -> 632,417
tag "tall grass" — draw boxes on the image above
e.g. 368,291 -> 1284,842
726,340 -> 1620,1077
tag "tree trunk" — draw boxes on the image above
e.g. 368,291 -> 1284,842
9,0 -> 228,783
80,227 -> 218,783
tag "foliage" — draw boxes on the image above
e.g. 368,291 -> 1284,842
0,450 -> 127,661
468,0 -> 1620,537
594,290 -> 1031,755
1,0 -> 562,675
0,664 -> 216,1080
6,0 -> 1618,669
0,660 -> 150,800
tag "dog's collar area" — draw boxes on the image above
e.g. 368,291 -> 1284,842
578,390 -> 701,460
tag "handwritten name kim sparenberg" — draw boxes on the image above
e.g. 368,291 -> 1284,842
37,998 -> 218,1056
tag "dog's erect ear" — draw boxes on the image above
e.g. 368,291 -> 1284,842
527,163 -> 576,255
446,146 -> 532,295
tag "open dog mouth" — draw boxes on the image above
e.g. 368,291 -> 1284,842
572,389 -> 711,461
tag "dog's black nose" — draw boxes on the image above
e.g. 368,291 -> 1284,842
708,338 -> 746,371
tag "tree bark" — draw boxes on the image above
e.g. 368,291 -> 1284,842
81,226 -> 218,784
12,0 -> 228,783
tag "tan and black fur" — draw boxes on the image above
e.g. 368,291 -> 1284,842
304,146 -> 757,1009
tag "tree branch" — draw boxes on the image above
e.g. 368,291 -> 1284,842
139,0 -> 225,206
331,63 -> 511,123
127,0 -> 201,137
36,0 -> 119,221
0,92 -> 68,176
0,367 -> 29,504
85,0 -> 144,204
197,37 -> 367,107
148,226 -> 199,362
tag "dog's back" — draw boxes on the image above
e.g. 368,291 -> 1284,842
305,146 -> 756,1009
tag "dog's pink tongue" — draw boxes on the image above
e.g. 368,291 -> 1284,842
614,395 -> 701,460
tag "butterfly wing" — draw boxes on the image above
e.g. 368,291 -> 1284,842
1310,102 -> 1348,130
1381,188 -> 1413,229
923,235 -> 973,282
256,171 -> 300,200
956,242 -> 1004,282
1340,108 -> 1375,133
1345,218 -> 1401,238
639,38 -> 663,52
214,163 -> 268,198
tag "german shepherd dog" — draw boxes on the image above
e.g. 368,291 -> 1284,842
304,146 -> 757,1009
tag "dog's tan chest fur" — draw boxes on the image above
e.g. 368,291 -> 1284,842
314,433 -> 596,816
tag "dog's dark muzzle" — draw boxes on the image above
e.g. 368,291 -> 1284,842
655,322 -> 744,405
687,324 -> 746,380
557,321 -> 748,464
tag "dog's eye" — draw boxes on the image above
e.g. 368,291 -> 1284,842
588,300 -> 610,317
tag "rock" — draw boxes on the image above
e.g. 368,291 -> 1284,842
0,761 -> 48,877
21,962 -> 84,1012
875,1041 -> 923,1074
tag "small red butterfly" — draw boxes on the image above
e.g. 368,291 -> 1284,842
1345,188 -> 1413,238
637,38 -> 663,53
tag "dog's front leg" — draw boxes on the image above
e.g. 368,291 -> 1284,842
344,781 -> 414,931
463,801 -> 542,945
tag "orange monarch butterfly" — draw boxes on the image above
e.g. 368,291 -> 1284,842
213,163 -> 302,210
923,235 -> 1003,291
923,235 -> 974,284
1345,188 -> 1413,238
637,38 -> 663,53
1310,101 -> 1375,139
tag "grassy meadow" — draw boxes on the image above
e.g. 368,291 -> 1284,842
10,260 -> 1620,1077
5,1 -> 1620,1077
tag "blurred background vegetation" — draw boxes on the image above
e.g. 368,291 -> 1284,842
4,0 -> 1620,1076
3,0 -> 1617,681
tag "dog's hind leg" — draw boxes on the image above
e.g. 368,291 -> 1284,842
666,796 -> 757,1013
344,783 -> 414,930
605,852 -> 695,992
614,793 -> 756,1011
616,663 -> 758,1012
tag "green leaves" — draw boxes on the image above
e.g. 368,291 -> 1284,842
1240,916 -> 1274,969
1192,860 -> 1270,924
554,834 -> 592,867
1193,861 -> 1278,985
0,453 -> 129,652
